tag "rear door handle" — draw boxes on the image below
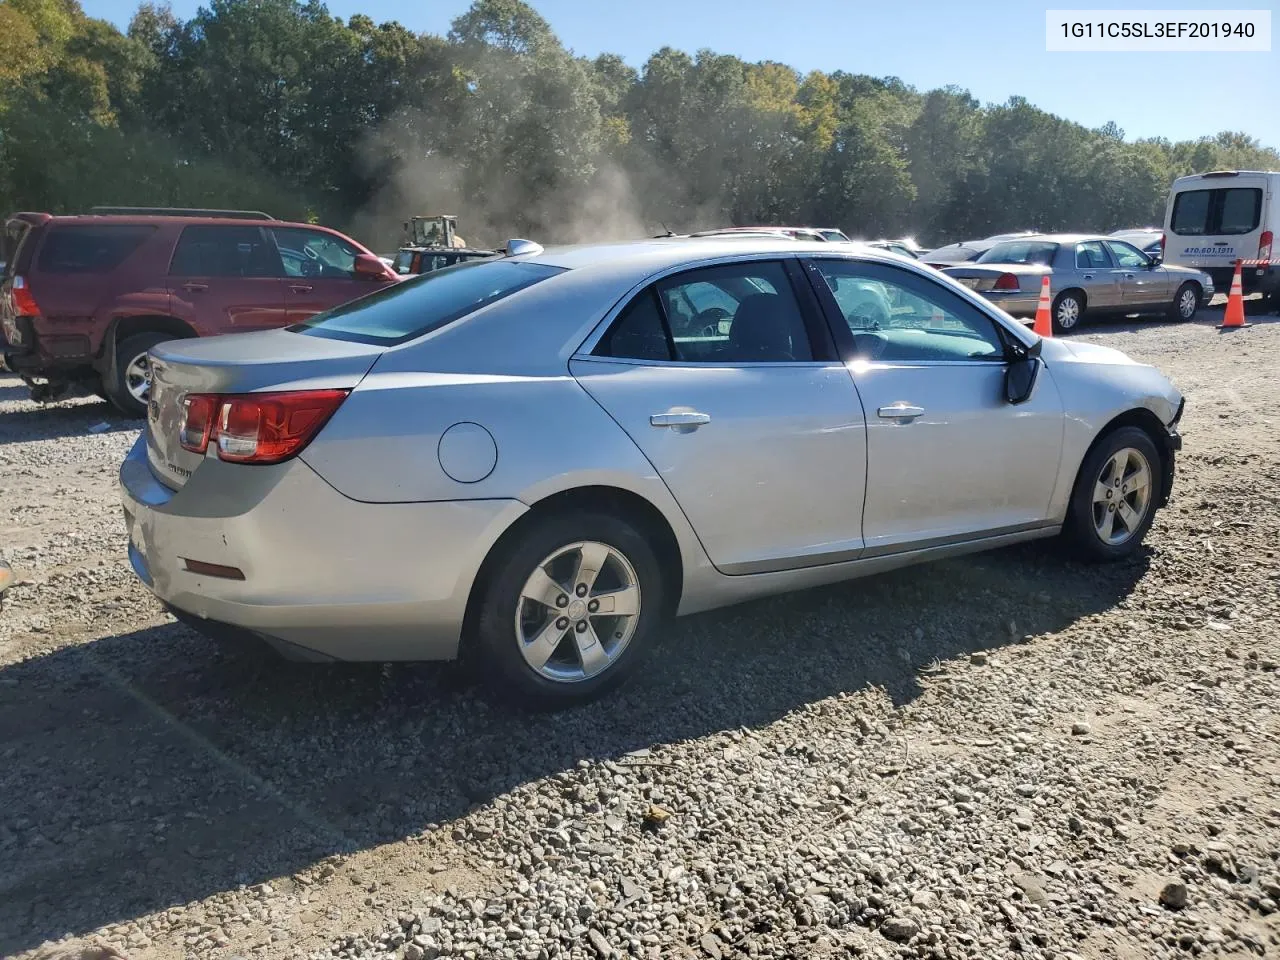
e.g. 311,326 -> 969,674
1082,273 -> 1094,280
182,282 -> 208,293
650,411 -> 711,429
1124,273 -> 1136,279
289,283 -> 314,293
878,403 -> 925,421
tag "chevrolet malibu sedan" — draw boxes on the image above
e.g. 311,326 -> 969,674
942,234 -> 1214,334
121,237 -> 1185,705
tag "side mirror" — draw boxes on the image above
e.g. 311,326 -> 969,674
1147,256 -> 1162,268
1004,337 -> 1042,405
354,253 -> 389,279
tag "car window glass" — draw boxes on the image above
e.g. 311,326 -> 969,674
270,227 -> 358,279
292,259 -> 562,346
1171,189 -> 1212,235
811,259 -> 1004,362
36,225 -> 155,274
656,261 -> 812,363
1107,241 -> 1148,268
1075,241 -> 1111,269
170,225 -> 280,277
976,241 -> 1057,265
595,290 -> 671,361
392,250 -> 414,274
1219,188 -> 1262,234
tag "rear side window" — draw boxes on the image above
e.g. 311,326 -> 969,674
170,225 -> 281,277
292,259 -> 563,345
35,225 -> 155,274
1171,187 -> 1263,236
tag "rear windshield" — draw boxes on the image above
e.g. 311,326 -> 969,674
36,224 -> 155,273
1171,187 -> 1262,236
977,241 -> 1058,265
924,245 -> 980,264
291,259 -> 564,345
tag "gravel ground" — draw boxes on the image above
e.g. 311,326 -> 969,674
2,300 -> 1279,960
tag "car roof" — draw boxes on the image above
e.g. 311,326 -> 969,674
987,233 -> 1101,245
38,214 -> 338,231
513,237 -> 872,274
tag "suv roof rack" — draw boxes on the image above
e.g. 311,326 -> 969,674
88,206 -> 277,220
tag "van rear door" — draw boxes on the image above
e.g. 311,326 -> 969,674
1164,173 -> 1270,275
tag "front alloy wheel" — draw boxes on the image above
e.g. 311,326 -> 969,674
515,541 -> 641,682
1091,447 -> 1153,546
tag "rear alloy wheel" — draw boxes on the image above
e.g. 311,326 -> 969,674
103,332 -> 172,418
1063,425 -> 1161,561
1170,282 -> 1199,321
1051,291 -> 1084,334
470,510 -> 665,706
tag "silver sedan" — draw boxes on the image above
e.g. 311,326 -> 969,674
121,238 -> 1185,705
942,234 -> 1214,333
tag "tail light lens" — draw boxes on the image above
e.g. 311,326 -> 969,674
994,273 -> 1020,291
10,276 -> 41,316
1259,230 -> 1273,264
1159,233 -> 1166,257
179,394 -> 218,453
178,389 -> 348,464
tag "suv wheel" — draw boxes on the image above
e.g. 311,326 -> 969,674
103,333 -> 171,417
469,510 -> 666,707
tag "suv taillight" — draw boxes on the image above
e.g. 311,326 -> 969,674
178,390 -> 348,464
1259,230 -> 1273,264
11,276 -> 41,316
994,273 -> 1020,291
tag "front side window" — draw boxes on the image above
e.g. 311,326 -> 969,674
170,225 -> 280,277
810,259 -> 1005,362
292,259 -> 562,345
1075,241 -> 1112,269
37,225 -> 155,274
270,227 -> 359,279
595,260 -> 814,364
1107,240 -> 1149,269
976,241 -> 1058,266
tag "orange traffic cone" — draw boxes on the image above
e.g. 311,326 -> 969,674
1032,275 -> 1053,337
1218,258 -> 1250,329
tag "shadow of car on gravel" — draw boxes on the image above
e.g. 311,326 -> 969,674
0,540 -> 1151,955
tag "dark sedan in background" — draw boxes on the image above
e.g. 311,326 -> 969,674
941,234 -> 1214,334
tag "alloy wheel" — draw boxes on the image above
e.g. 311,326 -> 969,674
1056,296 -> 1081,330
1178,287 -> 1197,320
124,351 -> 152,403
1091,447 -> 1152,546
515,541 -> 641,682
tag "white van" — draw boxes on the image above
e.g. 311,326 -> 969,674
1162,170 -> 1277,305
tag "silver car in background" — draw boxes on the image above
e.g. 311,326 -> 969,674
942,234 -> 1214,334
121,237 -> 1184,705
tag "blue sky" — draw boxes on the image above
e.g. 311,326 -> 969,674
86,0 -> 1279,149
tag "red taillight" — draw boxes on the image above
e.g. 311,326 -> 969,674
11,276 -> 41,316
1259,230 -> 1273,264
178,389 -> 347,464
994,272 -> 1020,291
1159,232 -> 1166,257
179,394 -> 218,453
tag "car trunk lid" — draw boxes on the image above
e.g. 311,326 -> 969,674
942,263 -> 1050,292
146,328 -> 384,489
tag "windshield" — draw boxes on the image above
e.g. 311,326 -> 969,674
819,230 -> 850,242
291,259 -> 563,345
977,241 -> 1058,265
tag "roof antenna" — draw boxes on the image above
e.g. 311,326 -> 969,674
659,221 -> 674,238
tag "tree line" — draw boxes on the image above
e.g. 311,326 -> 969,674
2,0 -> 1278,251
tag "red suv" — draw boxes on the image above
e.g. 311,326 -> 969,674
1,208 -> 397,416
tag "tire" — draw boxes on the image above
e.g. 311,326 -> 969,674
1051,290 -> 1085,334
468,509 -> 666,707
1169,281 -> 1199,322
103,332 -> 172,417
1062,425 -> 1162,562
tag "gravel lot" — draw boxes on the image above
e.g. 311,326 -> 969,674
2,300 -> 1279,960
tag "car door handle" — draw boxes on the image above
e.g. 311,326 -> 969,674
650,411 -> 711,428
182,282 -> 208,293
878,403 -> 925,421
289,283 -> 314,293
1124,273 -> 1136,279
1082,273 -> 1094,280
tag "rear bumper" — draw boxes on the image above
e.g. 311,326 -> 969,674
1,315 -> 102,376
120,435 -> 526,661
980,291 -> 1039,316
